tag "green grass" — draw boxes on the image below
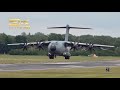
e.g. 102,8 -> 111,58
0,54 -> 120,64
0,67 -> 120,78
0,54 -> 120,78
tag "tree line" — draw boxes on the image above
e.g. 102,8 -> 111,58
0,32 -> 120,56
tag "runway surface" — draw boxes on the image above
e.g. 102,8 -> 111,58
0,61 -> 120,71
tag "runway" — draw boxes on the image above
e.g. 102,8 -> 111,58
0,61 -> 120,71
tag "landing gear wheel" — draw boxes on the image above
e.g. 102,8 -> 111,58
49,55 -> 54,59
65,56 -> 70,59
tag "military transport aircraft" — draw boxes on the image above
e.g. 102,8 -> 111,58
7,24 -> 115,59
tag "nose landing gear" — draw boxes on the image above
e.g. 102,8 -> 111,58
48,53 -> 56,59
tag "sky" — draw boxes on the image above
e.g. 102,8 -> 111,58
0,12 -> 120,37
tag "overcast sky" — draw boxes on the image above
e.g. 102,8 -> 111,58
0,12 -> 120,37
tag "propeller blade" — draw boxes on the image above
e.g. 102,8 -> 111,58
38,46 -> 44,51
83,43 -> 95,54
36,41 -> 44,51
70,42 -> 79,51
23,47 -> 27,51
23,42 -> 28,51
70,47 -> 73,50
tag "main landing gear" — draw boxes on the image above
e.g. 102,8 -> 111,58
49,55 -> 54,59
64,56 -> 70,59
48,53 -> 56,59
63,52 -> 70,59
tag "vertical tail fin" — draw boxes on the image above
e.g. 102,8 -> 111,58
65,29 -> 69,41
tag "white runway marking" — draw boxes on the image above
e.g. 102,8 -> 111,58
44,62 -> 81,64
62,65 -> 84,68
115,64 -> 120,66
0,64 -> 14,66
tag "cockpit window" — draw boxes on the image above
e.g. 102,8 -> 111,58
56,42 -> 58,45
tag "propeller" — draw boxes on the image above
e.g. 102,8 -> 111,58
70,42 -> 79,51
85,43 -> 95,54
36,41 -> 44,51
23,42 -> 28,51
64,42 -> 74,48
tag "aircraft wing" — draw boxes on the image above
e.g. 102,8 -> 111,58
29,41 -> 51,46
91,44 -> 115,48
77,43 -> 115,48
7,41 -> 51,46
64,42 -> 88,47
68,41 -> 115,51
7,41 -> 51,51
7,43 -> 29,46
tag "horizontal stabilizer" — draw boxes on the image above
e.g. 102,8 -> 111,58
47,27 -> 92,29
47,27 -> 66,29
70,27 -> 92,29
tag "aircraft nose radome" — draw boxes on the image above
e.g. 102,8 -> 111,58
50,45 -> 56,51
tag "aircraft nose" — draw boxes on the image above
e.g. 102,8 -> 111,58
50,45 -> 56,51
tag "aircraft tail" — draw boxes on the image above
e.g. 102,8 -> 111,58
47,25 -> 92,41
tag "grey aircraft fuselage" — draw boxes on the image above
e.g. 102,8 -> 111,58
48,41 -> 71,56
